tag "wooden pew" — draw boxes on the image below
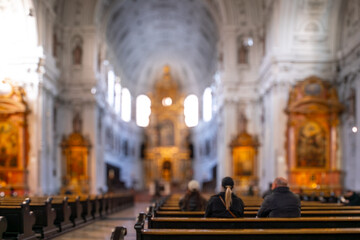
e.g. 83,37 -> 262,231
0,216 -> 7,240
47,196 -> 73,232
148,216 -> 360,229
63,196 -> 84,226
89,195 -> 100,219
116,192 -> 135,211
137,228 -> 360,240
159,205 -> 360,211
110,226 -> 127,240
97,194 -> 106,217
102,194 -> 111,214
154,210 -> 360,218
78,195 -> 92,222
26,197 -> 57,238
0,201 -> 36,240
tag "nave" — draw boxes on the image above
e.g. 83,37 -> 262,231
1,3 -> 360,239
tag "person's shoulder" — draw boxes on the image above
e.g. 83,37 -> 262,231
208,193 -> 222,201
230,193 -> 244,202
263,192 -> 275,202
209,193 -> 221,199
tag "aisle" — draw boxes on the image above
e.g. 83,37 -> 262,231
54,202 -> 149,240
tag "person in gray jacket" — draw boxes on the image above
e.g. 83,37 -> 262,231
257,177 -> 301,218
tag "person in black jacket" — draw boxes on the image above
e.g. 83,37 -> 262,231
179,180 -> 207,211
204,176 -> 245,218
343,190 -> 360,206
257,177 -> 301,218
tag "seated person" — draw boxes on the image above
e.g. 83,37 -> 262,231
257,177 -> 301,218
342,190 -> 360,206
179,180 -> 207,211
327,191 -> 338,203
205,177 -> 244,218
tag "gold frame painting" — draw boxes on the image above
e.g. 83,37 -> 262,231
285,76 -> 343,194
0,79 -> 29,195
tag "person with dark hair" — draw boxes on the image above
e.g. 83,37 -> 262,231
342,190 -> 360,206
204,176 -> 245,218
179,180 -> 207,211
257,177 -> 301,218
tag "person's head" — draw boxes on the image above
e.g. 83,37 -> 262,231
187,180 -> 200,192
222,176 -> 234,190
271,177 -> 288,190
221,177 -> 234,210
344,190 -> 355,198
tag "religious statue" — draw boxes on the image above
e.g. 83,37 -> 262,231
237,45 -> 248,64
73,112 -> 82,133
72,44 -> 82,65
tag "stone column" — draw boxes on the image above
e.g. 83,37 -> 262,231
216,25 -> 239,191
259,83 -> 290,191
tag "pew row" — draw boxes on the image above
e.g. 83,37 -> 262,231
136,228 -> 360,240
0,217 -> 7,240
0,202 -> 36,240
0,197 -> 57,238
159,205 -> 360,211
148,216 -> 360,229
0,192 -> 134,239
153,210 -> 360,218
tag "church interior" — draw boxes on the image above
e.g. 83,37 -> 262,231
1,0 -> 360,239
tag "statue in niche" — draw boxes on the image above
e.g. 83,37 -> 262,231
72,44 -> 82,65
347,88 -> 356,119
296,122 -> 326,168
73,112 -> 82,133
238,111 -> 248,133
237,44 -> 248,64
218,52 -> 224,71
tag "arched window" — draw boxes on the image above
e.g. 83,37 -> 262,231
203,87 -> 212,122
114,81 -> 121,114
184,94 -> 198,127
136,94 -> 151,127
107,70 -> 115,106
121,88 -> 131,122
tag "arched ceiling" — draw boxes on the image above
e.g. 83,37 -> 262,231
102,0 -> 218,95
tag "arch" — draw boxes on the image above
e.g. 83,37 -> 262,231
97,0 -> 219,95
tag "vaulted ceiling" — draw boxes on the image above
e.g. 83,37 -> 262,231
100,0 -> 219,95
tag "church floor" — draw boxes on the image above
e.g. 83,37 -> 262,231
54,202 -> 150,240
